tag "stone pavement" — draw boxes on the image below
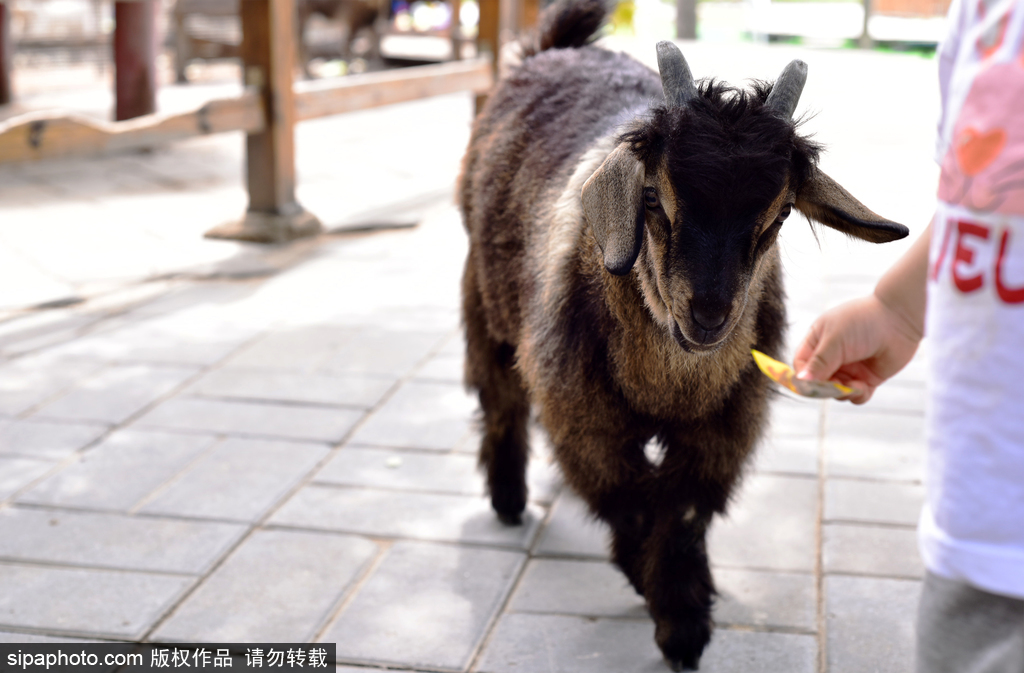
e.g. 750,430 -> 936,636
0,39 -> 940,672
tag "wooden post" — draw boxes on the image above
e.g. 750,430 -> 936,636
206,0 -> 321,243
113,1 -> 158,120
520,0 -> 539,33
859,0 -> 873,48
1,1 -> 13,106
676,0 -> 697,39
475,0 -> 499,113
450,0 -> 462,61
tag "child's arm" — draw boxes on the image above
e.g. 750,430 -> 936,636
793,223 -> 932,404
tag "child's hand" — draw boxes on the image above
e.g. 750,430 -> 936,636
793,294 -> 923,404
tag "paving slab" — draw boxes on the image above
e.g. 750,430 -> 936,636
714,568 -> 817,632
0,457 -> 53,501
138,437 -> 329,522
825,478 -> 925,526
124,282 -> 260,319
0,310 -> 104,359
436,333 -> 465,358
347,380 -> 477,451
152,530 -> 377,643
321,328 -> 449,378
313,445 -> 562,504
0,562 -> 194,639
188,368 -> 396,409
752,435 -> 819,476
47,314 -> 261,367
413,352 -> 463,383
221,325 -> 360,373
0,632 -> 97,643
825,412 -> 925,482
825,575 -> 921,673
477,613 -> 817,673
224,316 -> 447,381
0,418 -> 107,461
508,558 -> 646,618
0,246 -> 78,315
0,354 -> 107,416
767,397 -> 823,439
527,455 -> 564,505
323,541 -> 524,672
271,484 -> 543,548
708,474 -> 818,572
134,397 -> 363,443
315,446 -> 483,495
453,426 -> 484,455
823,523 -> 924,579
32,363 -> 199,424
17,429 -> 216,511
533,491 -> 610,559
0,508 -> 246,575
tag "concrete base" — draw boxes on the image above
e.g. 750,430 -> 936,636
205,208 -> 323,244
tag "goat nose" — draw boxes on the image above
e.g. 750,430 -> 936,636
690,304 -> 728,331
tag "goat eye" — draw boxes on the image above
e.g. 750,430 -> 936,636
775,204 -> 792,224
644,188 -> 659,209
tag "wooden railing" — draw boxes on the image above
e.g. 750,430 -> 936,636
0,0 -> 503,243
293,56 -> 493,120
0,57 -> 493,162
0,90 -> 265,162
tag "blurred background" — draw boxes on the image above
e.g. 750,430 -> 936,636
0,0 -> 947,123
0,0 -> 948,321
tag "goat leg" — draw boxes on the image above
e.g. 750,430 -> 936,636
643,505 -> 716,671
599,489 -> 653,596
478,396 -> 530,525
463,261 -> 530,525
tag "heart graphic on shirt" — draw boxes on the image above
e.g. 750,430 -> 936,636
955,127 -> 1006,176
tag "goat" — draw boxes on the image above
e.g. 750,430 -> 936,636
458,0 -> 908,668
297,0 -> 389,76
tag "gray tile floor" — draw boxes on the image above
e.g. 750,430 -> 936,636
0,38 -> 941,672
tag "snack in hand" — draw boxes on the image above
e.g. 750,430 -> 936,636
751,349 -> 852,399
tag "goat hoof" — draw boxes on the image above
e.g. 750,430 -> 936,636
655,617 -> 709,673
490,484 -> 527,526
665,657 -> 699,671
491,493 -> 525,525
496,510 -> 523,526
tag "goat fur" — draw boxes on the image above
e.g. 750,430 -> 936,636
458,1 -> 907,668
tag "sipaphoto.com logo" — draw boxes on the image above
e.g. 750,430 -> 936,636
7,648 -> 143,670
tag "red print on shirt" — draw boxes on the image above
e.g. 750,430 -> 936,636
938,28 -> 1024,216
934,219 -> 1024,304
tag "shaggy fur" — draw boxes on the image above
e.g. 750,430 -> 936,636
459,0 -> 907,668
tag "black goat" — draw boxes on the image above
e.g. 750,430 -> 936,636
459,0 -> 908,668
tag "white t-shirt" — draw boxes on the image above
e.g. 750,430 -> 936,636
922,0 -> 1024,599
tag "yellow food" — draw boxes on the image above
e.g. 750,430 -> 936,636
751,349 -> 852,399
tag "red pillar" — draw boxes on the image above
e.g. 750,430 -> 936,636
0,2 -> 12,106
113,0 -> 158,120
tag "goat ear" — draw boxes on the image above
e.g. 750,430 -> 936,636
581,144 -> 646,274
795,168 -> 909,243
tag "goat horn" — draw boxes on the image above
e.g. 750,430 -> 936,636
765,59 -> 808,120
656,41 -> 697,108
